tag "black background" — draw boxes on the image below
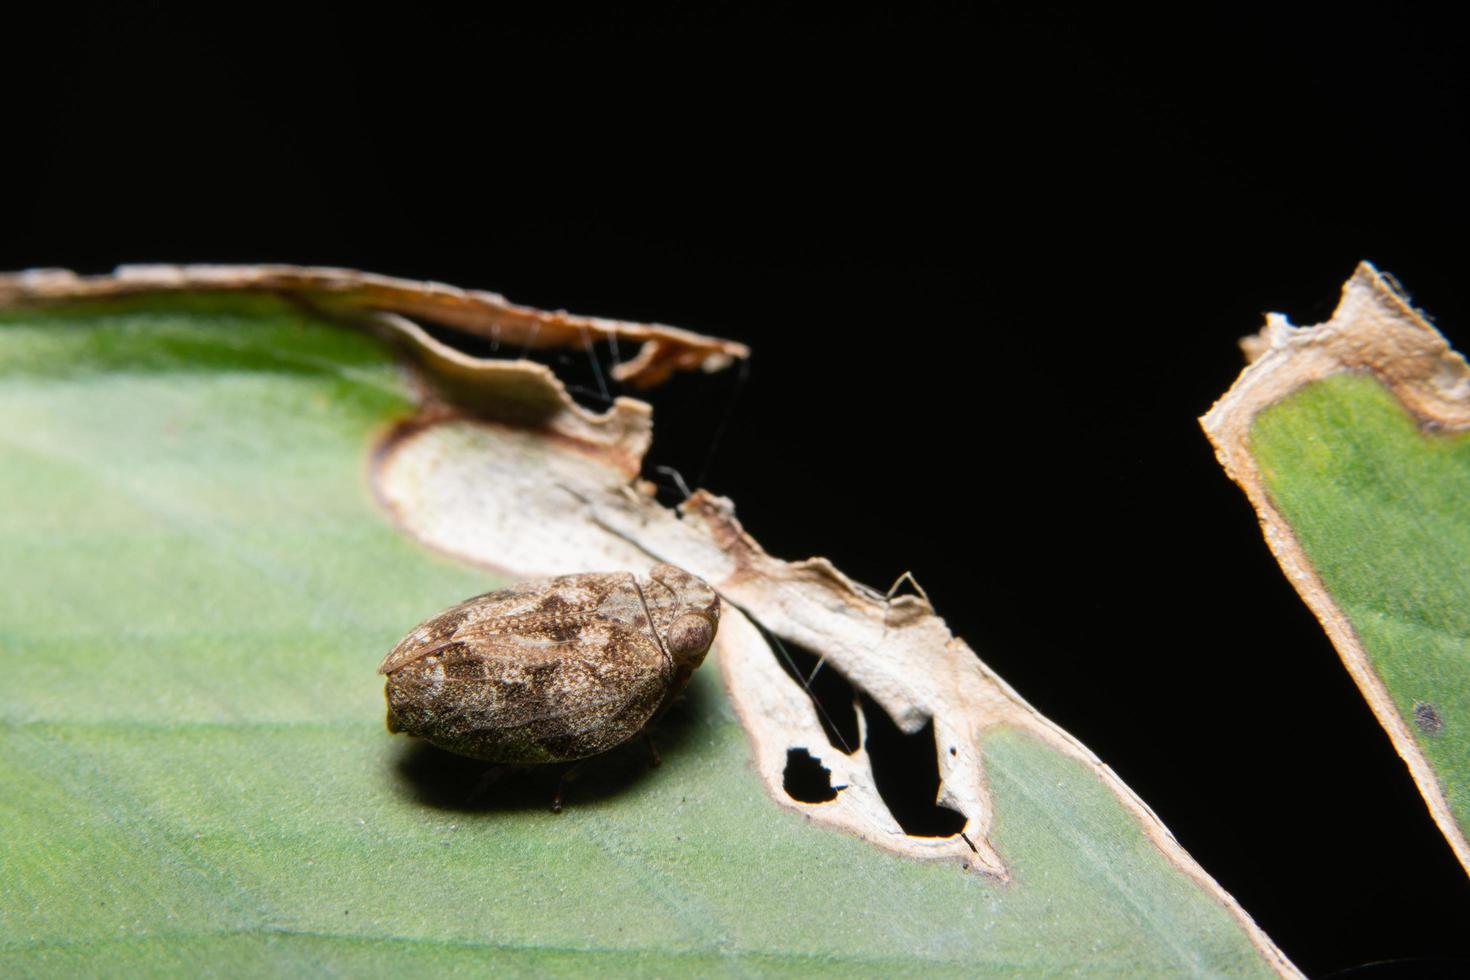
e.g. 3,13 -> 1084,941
6,3 -> 1470,974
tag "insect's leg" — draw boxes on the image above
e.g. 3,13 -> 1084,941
642,730 -> 662,768
551,761 -> 587,814
884,569 -> 931,605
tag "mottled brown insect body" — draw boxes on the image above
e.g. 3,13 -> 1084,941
378,564 -> 720,764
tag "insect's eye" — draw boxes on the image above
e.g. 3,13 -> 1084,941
665,612 -> 715,662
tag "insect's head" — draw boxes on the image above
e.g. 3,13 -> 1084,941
650,563 -> 721,668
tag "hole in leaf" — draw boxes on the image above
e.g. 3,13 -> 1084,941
783,747 -> 843,803
859,693 -> 967,838
755,621 -> 860,754
414,318 -> 748,511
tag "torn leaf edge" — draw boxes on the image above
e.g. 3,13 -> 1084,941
0,264 -> 1300,976
1201,260 -> 1470,876
0,263 -> 749,389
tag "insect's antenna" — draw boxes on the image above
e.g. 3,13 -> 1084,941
693,353 -> 750,491
654,465 -> 693,501
805,654 -> 828,685
742,607 -> 857,757
606,327 -> 622,370
578,323 -> 612,403
515,319 -> 543,360
554,481 -> 592,504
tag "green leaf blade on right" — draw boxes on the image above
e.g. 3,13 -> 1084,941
1250,372 -> 1470,837
1203,262 -> 1470,874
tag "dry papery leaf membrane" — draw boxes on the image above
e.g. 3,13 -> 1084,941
1203,262 -> 1470,873
2,266 -> 1278,936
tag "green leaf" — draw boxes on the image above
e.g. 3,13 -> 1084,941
2,276 -> 1292,975
1203,263 -> 1470,875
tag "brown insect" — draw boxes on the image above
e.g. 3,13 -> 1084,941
379,564 -> 720,778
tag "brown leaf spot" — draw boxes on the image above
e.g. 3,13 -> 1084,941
1413,700 -> 1444,736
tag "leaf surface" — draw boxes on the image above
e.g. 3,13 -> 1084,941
0,276 -> 1291,975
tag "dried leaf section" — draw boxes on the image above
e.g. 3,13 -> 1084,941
371,323 -> 1113,874
1203,262 -> 1470,874
0,264 -> 746,389
0,265 -> 1296,975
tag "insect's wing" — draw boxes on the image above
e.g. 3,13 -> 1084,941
377,572 -> 639,675
378,582 -> 539,675
453,620 -> 667,727
395,618 -> 673,760
380,571 -> 678,760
